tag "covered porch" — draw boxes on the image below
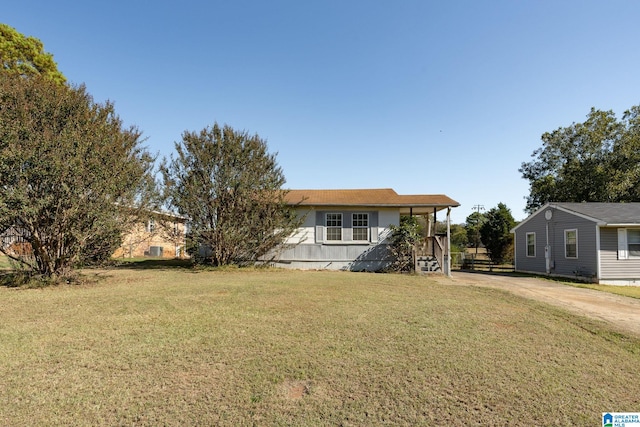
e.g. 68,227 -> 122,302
400,204 -> 457,276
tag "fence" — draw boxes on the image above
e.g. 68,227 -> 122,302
460,257 -> 514,272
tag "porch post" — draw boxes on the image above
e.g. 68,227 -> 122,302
445,207 -> 452,277
432,207 -> 437,258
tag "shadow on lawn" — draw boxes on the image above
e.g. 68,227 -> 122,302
452,268 -> 594,284
452,268 -> 529,278
113,258 -> 194,270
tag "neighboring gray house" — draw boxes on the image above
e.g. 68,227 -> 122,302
269,188 -> 460,274
512,202 -> 640,285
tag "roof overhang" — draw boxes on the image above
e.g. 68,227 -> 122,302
285,189 -> 459,215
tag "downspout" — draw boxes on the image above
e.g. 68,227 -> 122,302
545,221 -> 550,274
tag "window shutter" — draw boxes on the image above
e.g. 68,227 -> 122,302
315,211 -> 324,243
370,228 -> 378,243
618,228 -> 628,260
370,212 -> 378,243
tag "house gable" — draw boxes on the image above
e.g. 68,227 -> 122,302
514,203 -> 640,284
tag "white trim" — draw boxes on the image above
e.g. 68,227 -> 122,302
618,228 -> 628,260
511,204 -> 551,233
526,232 -> 536,257
551,205 -> 604,225
596,225 -> 601,280
564,229 -> 578,259
511,203 -> 605,234
325,213 -> 343,241
599,279 -> 640,286
627,228 -> 640,258
351,212 -> 370,242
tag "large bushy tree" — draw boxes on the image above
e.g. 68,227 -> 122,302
479,203 -> 515,264
0,23 -> 66,84
520,106 -> 640,212
0,74 -> 156,279
161,123 -> 301,266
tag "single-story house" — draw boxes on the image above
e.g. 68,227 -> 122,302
511,202 -> 640,285
1,211 -> 189,260
268,188 -> 459,274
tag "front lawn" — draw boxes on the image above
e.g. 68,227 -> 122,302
573,283 -> 640,299
0,268 -> 638,425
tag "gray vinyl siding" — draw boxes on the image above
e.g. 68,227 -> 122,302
274,210 -> 391,271
549,210 -> 598,277
272,242 -> 392,271
514,214 -> 547,273
514,207 -> 598,278
600,227 -> 640,279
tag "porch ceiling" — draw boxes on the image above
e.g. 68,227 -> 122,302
399,206 -> 451,215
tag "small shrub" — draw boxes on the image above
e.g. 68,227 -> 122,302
386,216 -> 422,272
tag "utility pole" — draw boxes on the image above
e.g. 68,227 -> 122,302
472,204 -> 484,256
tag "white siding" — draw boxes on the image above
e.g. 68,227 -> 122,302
284,210 -> 315,245
600,227 -> 640,281
377,209 -> 399,243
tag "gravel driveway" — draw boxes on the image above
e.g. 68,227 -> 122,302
432,271 -> 640,338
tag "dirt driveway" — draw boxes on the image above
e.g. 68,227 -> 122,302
431,271 -> 640,338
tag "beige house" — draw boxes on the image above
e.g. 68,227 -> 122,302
113,212 -> 188,259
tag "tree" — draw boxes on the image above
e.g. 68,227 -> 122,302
435,220 -> 468,252
465,211 -> 486,252
161,123 -> 301,266
0,74 -> 156,279
0,23 -> 66,84
479,203 -> 516,264
520,106 -> 640,212
449,223 -> 468,252
387,215 -> 422,272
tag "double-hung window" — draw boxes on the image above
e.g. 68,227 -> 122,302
352,213 -> 369,241
628,229 -> 640,257
326,213 -> 342,241
565,229 -> 577,258
147,218 -> 156,233
526,232 -> 536,257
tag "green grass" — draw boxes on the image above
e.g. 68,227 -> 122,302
1,268 -> 639,425
0,255 -> 13,270
572,283 -> 640,299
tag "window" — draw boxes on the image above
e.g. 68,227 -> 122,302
149,246 -> 163,257
146,218 -> 156,233
352,213 -> 369,241
565,229 -> 577,258
326,213 -> 342,241
628,229 -> 640,257
526,232 -> 536,257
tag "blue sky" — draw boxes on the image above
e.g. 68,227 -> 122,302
4,1 -> 640,223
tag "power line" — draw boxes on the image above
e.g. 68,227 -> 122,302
472,205 -> 484,255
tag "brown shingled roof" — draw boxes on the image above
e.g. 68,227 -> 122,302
284,188 -> 459,209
